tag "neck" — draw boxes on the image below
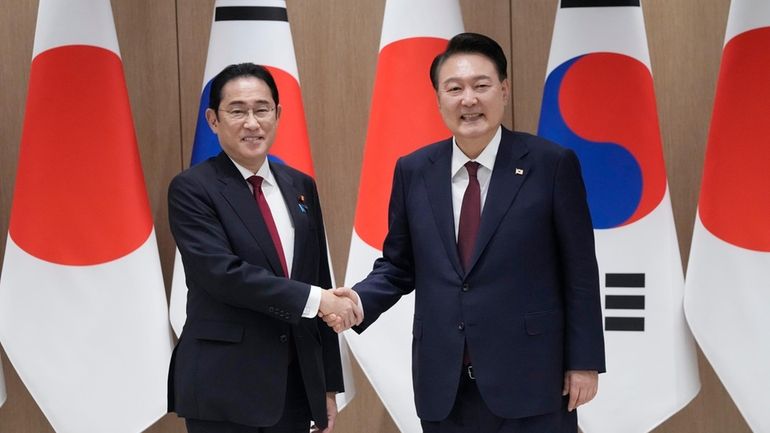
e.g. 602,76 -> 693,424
456,135 -> 492,160
235,155 -> 266,174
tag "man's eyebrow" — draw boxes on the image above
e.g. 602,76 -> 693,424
225,98 -> 272,106
441,74 -> 493,85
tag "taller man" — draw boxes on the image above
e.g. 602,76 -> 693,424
340,33 -> 606,432
168,63 -> 358,433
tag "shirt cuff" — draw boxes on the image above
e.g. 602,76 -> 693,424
302,285 -> 323,318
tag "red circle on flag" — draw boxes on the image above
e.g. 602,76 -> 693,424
9,45 -> 153,265
354,37 -> 451,249
699,28 -> 770,252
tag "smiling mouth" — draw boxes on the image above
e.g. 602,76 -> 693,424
460,113 -> 483,121
242,136 -> 264,142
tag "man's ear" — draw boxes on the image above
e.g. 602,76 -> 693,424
501,78 -> 511,105
205,108 -> 219,133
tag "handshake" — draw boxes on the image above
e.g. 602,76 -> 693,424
318,287 -> 364,333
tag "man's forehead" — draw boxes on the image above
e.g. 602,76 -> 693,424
221,77 -> 273,103
439,53 -> 497,80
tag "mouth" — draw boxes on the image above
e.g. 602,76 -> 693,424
460,113 -> 484,122
241,135 -> 265,143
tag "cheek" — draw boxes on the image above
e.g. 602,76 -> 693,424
438,103 -> 456,120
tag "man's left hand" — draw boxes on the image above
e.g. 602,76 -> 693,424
311,392 -> 338,433
562,370 -> 598,412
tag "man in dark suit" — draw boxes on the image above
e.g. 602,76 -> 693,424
331,33 -> 605,432
168,63 -> 359,433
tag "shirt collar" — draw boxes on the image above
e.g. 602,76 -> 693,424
228,156 -> 276,187
451,126 -> 502,178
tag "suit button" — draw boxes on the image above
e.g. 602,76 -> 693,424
269,307 -> 275,313
280,334 -> 288,343
458,322 -> 465,331
461,283 -> 469,292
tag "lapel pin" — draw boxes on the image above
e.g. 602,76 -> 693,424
515,168 -> 524,175
297,195 -> 308,214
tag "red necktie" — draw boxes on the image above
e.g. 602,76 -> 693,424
457,161 -> 481,271
247,175 -> 289,278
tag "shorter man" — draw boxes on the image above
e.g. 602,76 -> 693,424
168,63 -> 359,433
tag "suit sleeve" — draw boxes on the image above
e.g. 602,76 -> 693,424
353,158 -> 416,331
553,148 -> 606,373
307,178 -> 345,392
168,173 -> 311,324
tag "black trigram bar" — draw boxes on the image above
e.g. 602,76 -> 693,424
215,6 -> 288,22
606,273 -> 645,288
605,295 -> 644,310
561,0 -> 640,8
605,317 -> 644,331
605,273 -> 645,331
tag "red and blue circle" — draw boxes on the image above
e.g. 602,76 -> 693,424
538,52 -> 667,229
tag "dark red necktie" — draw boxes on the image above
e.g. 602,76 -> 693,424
247,175 -> 289,278
457,161 -> 481,272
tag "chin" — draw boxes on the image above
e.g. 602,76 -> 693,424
457,127 -> 490,139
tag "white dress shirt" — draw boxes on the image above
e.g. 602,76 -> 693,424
450,126 -> 502,239
230,157 -> 322,318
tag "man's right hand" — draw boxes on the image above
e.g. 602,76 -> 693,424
318,288 -> 361,331
318,287 -> 363,333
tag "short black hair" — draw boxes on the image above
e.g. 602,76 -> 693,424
429,32 -> 508,89
208,63 -> 280,115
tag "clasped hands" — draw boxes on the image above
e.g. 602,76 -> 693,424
318,287 -> 363,333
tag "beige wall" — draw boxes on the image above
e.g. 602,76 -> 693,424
0,1 -> 750,432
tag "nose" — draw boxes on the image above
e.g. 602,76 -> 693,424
461,88 -> 477,106
243,110 -> 261,129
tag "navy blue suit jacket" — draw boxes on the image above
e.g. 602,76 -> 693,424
167,152 -> 342,428
354,128 -> 605,421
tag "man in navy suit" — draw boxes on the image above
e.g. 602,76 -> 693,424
332,33 -> 605,432
167,63 -> 359,433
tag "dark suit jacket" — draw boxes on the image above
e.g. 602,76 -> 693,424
167,152 -> 343,428
354,128 -> 605,422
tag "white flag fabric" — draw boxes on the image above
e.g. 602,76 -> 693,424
342,1 -> 462,431
167,0 -> 356,408
684,1 -> 770,431
537,1 -> 699,432
0,1 -> 173,432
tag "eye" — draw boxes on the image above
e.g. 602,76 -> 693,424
229,109 -> 246,116
475,83 -> 491,92
445,86 -> 462,95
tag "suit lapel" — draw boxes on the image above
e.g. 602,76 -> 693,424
271,163 -> 309,280
215,153 -> 284,277
466,129 -> 530,273
423,140 -> 464,278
